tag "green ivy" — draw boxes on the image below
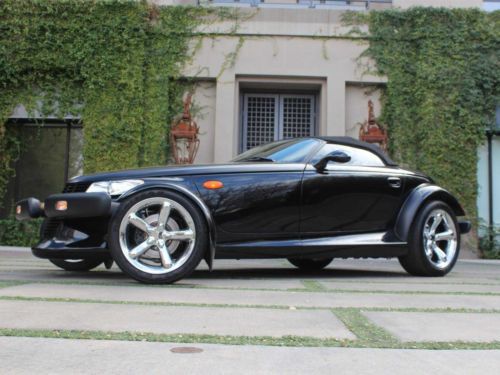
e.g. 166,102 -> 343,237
0,0 -> 222,202
0,218 -> 42,247
364,8 -> 500,220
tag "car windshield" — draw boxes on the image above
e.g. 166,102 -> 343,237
231,138 -> 320,163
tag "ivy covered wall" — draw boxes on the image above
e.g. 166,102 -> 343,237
363,8 -> 499,220
0,0 -> 221,204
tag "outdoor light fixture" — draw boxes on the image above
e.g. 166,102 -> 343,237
170,93 -> 200,165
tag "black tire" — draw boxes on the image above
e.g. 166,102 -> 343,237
288,257 -> 333,271
109,189 -> 208,284
49,258 -> 103,271
399,200 -> 460,277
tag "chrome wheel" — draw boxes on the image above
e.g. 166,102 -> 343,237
422,209 -> 457,270
118,197 -> 196,275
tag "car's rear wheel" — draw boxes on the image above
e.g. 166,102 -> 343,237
399,201 -> 460,277
288,257 -> 333,271
49,258 -> 103,271
109,189 -> 207,284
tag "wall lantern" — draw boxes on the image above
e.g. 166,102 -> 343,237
359,100 -> 388,152
170,93 -> 200,165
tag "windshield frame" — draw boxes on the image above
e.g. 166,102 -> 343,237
231,138 -> 322,164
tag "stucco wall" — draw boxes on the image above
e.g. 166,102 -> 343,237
184,8 -> 386,163
191,81 -> 217,164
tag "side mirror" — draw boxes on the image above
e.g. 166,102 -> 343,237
314,151 -> 351,170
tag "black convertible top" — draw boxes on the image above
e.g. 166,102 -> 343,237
315,136 -> 398,167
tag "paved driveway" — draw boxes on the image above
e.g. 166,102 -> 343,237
0,246 -> 499,374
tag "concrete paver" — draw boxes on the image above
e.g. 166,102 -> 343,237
363,311 -> 500,342
2,282 -> 500,309
319,281 -> 500,293
2,246 -> 500,374
0,300 -> 354,339
1,337 -> 499,375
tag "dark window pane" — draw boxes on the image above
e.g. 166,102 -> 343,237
16,126 -> 67,200
68,127 -> 83,179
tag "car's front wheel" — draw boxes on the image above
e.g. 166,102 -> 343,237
288,257 -> 333,271
49,258 -> 103,271
399,201 -> 460,277
109,189 -> 207,284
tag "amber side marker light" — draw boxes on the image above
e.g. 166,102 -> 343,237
55,200 -> 68,211
203,180 -> 224,190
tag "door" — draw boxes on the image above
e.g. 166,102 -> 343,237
300,143 -> 406,235
242,93 -> 316,151
193,169 -> 304,243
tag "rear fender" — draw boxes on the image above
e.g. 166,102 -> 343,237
117,181 -> 217,270
394,184 -> 466,242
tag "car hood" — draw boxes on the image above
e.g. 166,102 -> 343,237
69,163 -> 307,184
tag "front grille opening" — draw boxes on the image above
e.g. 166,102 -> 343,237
42,218 -> 63,238
63,182 -> 89,193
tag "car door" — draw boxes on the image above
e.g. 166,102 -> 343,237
193,165 -> 304,242
300,143 -> 406,236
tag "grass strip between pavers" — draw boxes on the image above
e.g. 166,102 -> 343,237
301,280 -> 328,292
0,281 -> 27,289
1,278 -> 500,296
0,328 -> 499,350
1,295 -> 500,314
333,308 -> 399,346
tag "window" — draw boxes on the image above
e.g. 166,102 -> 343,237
312,143 -> 385,167
0,121 -> 83,218
232,138 -> 320,163
242,93 -> 316,151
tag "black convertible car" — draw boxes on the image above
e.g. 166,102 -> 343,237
16,137 -> 470,283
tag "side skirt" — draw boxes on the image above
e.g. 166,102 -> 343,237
215,232 -> 408,259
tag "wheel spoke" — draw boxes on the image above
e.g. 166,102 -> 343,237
129,240 -> 152,259
432,243 -> 447,262
168,229 -> 194,241
435,230 -> 455,241
157,240 -> 173,269
429,214 -> 442,234
424,242 -> 433,257
158,202 -> 172,228
128,213 -> 153,234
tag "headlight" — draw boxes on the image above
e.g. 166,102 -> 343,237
86,180 -> 144,196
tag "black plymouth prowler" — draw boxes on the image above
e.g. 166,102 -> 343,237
16,137 -> 471,283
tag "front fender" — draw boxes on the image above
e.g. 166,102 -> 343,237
117,180 -> 217,270
394,183 -> 466,242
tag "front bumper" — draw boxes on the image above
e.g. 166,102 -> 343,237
16,192 -> 112,220
16,192 -> 114,260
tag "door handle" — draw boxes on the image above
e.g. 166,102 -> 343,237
387,177 -> 401,188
